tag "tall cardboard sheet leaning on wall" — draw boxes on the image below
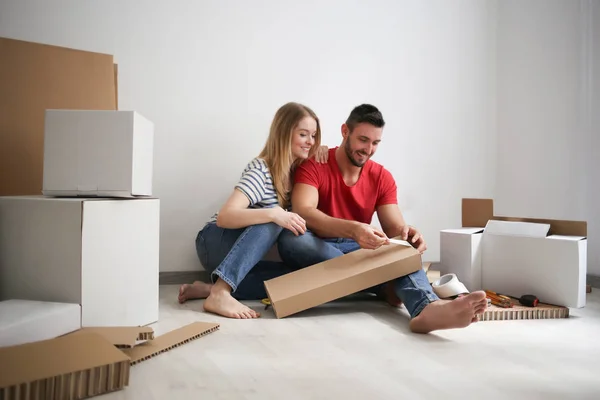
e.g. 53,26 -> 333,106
264,239 -> 422,318
0,37 -> 117,196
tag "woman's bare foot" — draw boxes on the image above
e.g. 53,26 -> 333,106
178,281 -> 212,303
203,279 -> 260,319
409,291 -> 488,334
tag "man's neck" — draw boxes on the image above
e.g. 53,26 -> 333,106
335,146 -> 362,186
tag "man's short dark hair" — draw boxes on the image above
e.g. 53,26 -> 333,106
345,104 -> 385,132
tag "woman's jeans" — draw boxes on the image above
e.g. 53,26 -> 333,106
195,221 -> 293,300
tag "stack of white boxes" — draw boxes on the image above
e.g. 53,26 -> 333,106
0,110 -> 160,340
438,198 -> 587,308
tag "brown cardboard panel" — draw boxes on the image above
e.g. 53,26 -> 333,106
0,332 -> 130,399
461,198 -> 587,236
422,262 -> 432,272
69,326 -> 154,348
0,37 -> 117,196
462,198 -> 494,228
264,241 -> 422,318
122,322 -> 220,365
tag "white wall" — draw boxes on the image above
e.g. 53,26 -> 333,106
495,0 -> 599,275
0,0 -> 498,272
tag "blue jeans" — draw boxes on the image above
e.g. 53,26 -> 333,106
195,221 -> 294,300
277,230 -> 439,318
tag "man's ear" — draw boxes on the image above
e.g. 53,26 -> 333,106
341,123 -> 350,139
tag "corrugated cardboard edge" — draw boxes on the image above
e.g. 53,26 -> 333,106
68,326 -> 155,348
477,298 -> 569,321
121,322 -> 220,365
461,198 -> 587,236
0,332 -> 130,399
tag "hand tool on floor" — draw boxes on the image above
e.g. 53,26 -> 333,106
518,294 -> 539,307
261,298 -> 271,310
485,290 -> 512,308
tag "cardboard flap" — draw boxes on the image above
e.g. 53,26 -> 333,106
493,216 -> 587,237
462,198 -> 493,228
122,322 -> 219,365
484,220 -> 550,238
69,326 -> 154,348
461,198 -> 587,237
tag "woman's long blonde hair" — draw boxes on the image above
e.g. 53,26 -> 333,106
258,102 -> 321,209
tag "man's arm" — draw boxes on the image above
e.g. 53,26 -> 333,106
376,204 -> 427,253
292,183 -> 389,249
291,183 -> 358,238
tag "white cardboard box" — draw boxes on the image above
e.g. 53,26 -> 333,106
0,299 -> 81,347
440,199 -> 587,308
439,228 -> 484,291
42,110 -> 154,198
481,220 -> 587,308
0,196 -> 160,326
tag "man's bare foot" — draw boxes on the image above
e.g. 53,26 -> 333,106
409,291 -> 488,334
203,279 -> 260,319
383,283 -> 403,307
178,281 -> 212,304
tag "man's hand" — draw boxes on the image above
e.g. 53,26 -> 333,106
351,223 -> 390,250
400,225 -> 427,253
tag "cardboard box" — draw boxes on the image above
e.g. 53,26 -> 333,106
0,299 -> 81,348
438,228 -> 484,291
0,37 -> 117,196
264,240 -> 422,318
440,199 -> 587,308
0,196 -> 160,326
43,110 -> 154,198
482,219 -> 586,308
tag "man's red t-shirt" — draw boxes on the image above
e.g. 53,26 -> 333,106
293,147 -> 398,224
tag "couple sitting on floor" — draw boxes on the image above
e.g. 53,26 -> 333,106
178,102 -> 487,334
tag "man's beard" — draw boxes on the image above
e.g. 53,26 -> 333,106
344,140 -> 369,167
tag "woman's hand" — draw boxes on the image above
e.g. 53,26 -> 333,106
314,145 -> 329,163
271,207 -> 307,236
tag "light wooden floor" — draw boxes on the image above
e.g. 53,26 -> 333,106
101,285 -> 600,400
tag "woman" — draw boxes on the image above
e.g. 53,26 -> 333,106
178,102 -> 322,319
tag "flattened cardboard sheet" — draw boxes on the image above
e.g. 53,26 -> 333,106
0,332 -> 130,399
69,326 -> 154,348
122,322 -> 219,365
477,297 -> 569,321
0,37 -> 117,196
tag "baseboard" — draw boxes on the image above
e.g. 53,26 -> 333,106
159,271 -> 210,285
159,270 -> 600,288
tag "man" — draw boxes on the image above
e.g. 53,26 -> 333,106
277,104 -> 487,334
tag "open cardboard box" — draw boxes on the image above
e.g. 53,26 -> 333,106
0,322 -> 220,399
264,238 -> 423,318
439,199 -> 587,308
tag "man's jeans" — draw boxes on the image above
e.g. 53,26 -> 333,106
277,230 -> 439,318
195,222 -> 293,300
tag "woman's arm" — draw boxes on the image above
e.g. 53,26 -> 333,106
215,189 -> 277,229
